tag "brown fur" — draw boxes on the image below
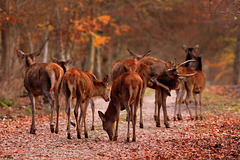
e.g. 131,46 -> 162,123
135,56 -> 173,128
174,44 -> 206,121
17,50 -> 64,134
98,71 -> 143,142
110,49 -> 150,81
63,68 -> 110,139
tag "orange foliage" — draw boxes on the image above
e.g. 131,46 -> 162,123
97,15 -> 111,25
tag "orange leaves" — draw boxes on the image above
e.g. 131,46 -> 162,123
97,15 -> 111,25
91,32 -> 111,47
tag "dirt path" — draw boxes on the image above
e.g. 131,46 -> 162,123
0,89 -> 239,159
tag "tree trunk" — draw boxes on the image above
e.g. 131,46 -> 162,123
96,47 -> 102,79
89,35 -> 95,73
0,0 -> 10,82
232,25 -> 240,85
43,19 -> 49,63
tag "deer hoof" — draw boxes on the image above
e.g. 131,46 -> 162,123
156,122 -> 160,127
77,133 -> 81,139
91,126 -> 95,131
195,116 -> 198,120
127,137 -> 130,142
67,133 -> 72,139
132,138 -> 136,142
165,123 -> 170,128
85,134 -> 88,138
55,129 -> 59,134
30,128 -> 36,134
50,125 -> 54,133
190,117 -> 194,120
70,121 -> 76,127
200,116 -> 203,120
173,117 -> 176,121
113,136 -> 117,141
177,114 -> 182,120
140,123 -> 144,128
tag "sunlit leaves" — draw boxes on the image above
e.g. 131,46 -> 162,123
97,15 -> 111,25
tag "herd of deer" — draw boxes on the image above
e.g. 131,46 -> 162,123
16,44 -> 205,142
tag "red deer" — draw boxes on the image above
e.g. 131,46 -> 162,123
98,71 -> 143,142
50,57 -> 97,130
110,49 -> 150,81
135,56 -> 195,128
62,68 -> 110,139
174,44 -> 206,120
16,47 -> 64,134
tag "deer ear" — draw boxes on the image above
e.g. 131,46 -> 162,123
182,44 -> 187,51
32,50 -> 41,57
16,50 -> 25,59
50,56 -> 59,64
66,57 -> 73,64
98,111 -> 106,122
103,75 -> 109,83
194,44 -> 199,50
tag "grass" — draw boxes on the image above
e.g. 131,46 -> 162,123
0,97 -> 15,108
203,92 -> 240,114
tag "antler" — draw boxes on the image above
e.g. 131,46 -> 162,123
176,59 -> 196,69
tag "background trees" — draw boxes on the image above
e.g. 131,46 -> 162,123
0,0 -> 239,99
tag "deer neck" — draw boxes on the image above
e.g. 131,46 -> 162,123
105,100 -> 118,122
25,57 -> 35,69
92,81 -> 103,97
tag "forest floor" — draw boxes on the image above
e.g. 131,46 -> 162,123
0,86 -> 239,159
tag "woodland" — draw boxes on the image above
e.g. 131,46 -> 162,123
0,0 -> 239,159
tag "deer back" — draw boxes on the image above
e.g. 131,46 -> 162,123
110,59 -> 138,81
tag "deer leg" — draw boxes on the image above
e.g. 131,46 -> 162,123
125,102 -> 131,142
43,91 -> 54,133
174,90 -> 179,121
154,90 -> 158,121
29,93 -> 36,134
132,102 -> 137,142
113,105 -> 120,141
156,89 -> 162,127
83,99 -> 90,138
90,99 -> 95,130
185,87 -> 193,120
193,93 -> 198,120
177,88 -> 185,120
74,99 -> 81,139
54,93 -> 60,134
66,94 -> 72,139
199,92 -> 203,120
139,84 -> 146,128
162,89 -> 170,128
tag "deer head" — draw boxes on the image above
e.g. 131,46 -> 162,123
17,50 -> 41,68
98,110 -> 114,140
50,56 -> 73,73
96,75 -> 110,102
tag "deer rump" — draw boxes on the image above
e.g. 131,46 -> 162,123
24,63 -> 63,96
111,72 -> 142,111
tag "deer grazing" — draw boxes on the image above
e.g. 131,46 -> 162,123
174,44 -> 206,120
16,45 -> 64,134
62,68 -> 110,139
98,71 -> 143,142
